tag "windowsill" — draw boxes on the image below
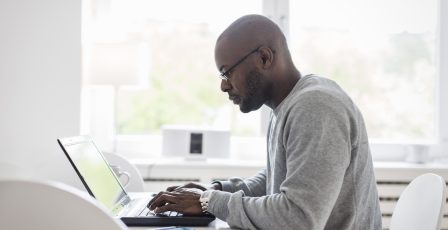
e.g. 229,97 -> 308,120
130,157 -> 448,169
373,161 -> 448,169
114,135 -> 448,163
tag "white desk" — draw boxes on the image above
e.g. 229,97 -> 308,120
129,218 -> 232,229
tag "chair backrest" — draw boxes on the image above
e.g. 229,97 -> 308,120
0,179 -> 128,230
102,152 -> 145,192
390,173 -> 446,230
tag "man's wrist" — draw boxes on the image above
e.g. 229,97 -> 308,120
199,190 -> 213,213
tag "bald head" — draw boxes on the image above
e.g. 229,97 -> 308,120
215,14 -> 300,111
215,14 -> 290,68
215,14 -> 292,76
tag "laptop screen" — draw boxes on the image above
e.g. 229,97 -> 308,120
58,136 -> 128,214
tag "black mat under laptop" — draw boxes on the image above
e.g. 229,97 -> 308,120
57,135 -> 215,227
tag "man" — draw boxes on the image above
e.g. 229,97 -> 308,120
148,14 -> 382,230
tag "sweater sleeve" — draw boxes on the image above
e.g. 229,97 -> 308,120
208,94 -> 352,230
219,169 -> 266,197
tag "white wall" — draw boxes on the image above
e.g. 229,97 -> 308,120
439,0 -> 448,146
0,0 -> 84,188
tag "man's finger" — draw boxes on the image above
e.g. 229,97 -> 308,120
147,191 -> 164,207
154,203 -> 180,214
148,193 -> 178,210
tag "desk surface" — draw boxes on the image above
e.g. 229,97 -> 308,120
129,219 -> 232,230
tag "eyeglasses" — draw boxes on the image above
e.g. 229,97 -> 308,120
219,46 -> 261,81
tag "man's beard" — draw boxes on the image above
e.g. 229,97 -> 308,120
239,70 -> 266,113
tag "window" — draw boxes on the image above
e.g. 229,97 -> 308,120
82,0 -> 266,157
82,0 -> 448,160
290,0 -> 437,142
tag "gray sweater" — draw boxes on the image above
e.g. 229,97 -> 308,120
205,75 -> 382,230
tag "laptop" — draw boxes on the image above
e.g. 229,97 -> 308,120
57,135 -> 215,227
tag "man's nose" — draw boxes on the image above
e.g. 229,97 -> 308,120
220,79 -> 231,92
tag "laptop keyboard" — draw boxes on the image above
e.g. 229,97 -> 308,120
138,207 -> 181,217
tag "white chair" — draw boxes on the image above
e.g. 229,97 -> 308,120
390,173 -> 446,230
102,152 -> 145,192
0,179 -> 128,230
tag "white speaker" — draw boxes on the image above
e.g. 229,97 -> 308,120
162,125 -> 230,159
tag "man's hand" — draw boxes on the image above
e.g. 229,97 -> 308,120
166,182 -> 221,192
147,188 -> 203,215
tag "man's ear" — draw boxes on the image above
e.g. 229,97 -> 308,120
259,47 -> 273,68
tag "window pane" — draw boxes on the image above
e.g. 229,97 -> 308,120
90,0 -> 263,135
290,0 -> 437,141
